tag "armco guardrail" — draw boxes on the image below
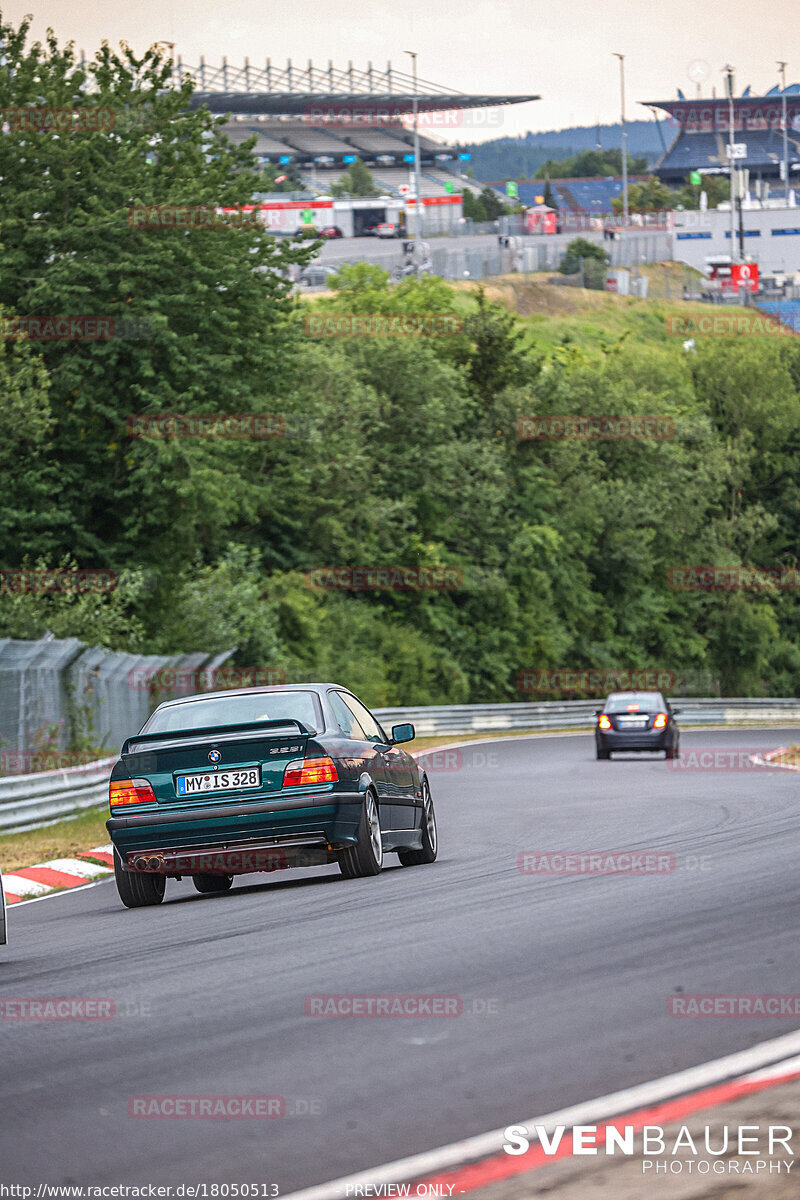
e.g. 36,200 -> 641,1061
373,698 -> 800,737
0,756 -> 117,833
0,699 -> 798,834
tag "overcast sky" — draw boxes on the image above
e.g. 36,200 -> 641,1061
5,0 -> 799,140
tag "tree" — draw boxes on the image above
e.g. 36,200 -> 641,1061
0,14 -> 315,579
331,159 -> 380,197
462,188 -> 487,222
479,186 -> 510,220
559,238 -> 608,275
674,174 -> 730,210
535,149 -> 649,179
611,176 -> 672,214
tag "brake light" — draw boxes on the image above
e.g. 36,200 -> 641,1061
598,714 -> 612,730
653,712 -> 668,729
625,703 -> 640,712
283,757 -> 338,787
109,778 -> 157,808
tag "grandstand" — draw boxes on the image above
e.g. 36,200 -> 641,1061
648,88 -> 800,184
177,58 -> 539,200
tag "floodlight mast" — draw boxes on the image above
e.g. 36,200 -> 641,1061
404,50 -> 423,277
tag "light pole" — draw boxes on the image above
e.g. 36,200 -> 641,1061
404,49 -> 423,274
778,61 -> 790,202
724,65 -> 737,261
612,53 -> 629,228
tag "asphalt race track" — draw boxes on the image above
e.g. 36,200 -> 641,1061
1,728 -> 799,1189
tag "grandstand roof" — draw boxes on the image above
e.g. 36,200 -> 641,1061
182,58 -> 539,116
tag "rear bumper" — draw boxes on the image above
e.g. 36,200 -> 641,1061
596,730 -> 672,752
107,790 -> 365,873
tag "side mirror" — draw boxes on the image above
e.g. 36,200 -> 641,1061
391,722 -> 415,745
671,708 -> 681,716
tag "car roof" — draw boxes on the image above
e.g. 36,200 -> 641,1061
154,683 -> 345,711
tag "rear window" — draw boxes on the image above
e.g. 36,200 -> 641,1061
142,690 -> 322,734
605,693 -> 664,714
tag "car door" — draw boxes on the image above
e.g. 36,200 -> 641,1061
326,690 -> 389,826
339,692 -> 418,830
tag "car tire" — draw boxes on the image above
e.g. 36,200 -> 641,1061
596,747 -> 610,760
113,848 -> 166,908
338,790 -> 383,878
398,780 -> 438,867
192,874 -> 234,894
665,743 -> 679,760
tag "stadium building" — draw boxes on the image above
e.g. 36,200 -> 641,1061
649,86 -> 800,190
180,58 -> 539,232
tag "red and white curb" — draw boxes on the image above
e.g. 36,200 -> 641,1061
282,1030 -> 800,1200
2,844 -> 113,904
751,746 -> 800,772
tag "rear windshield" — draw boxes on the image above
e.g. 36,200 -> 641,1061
142,690 -> 322,734
605,693 -> 664,713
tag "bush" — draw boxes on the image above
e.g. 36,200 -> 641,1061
559,238 -> 608,276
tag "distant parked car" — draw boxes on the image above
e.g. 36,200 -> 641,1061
319,225 -> 344,239
0,866 -> 7,946
376,222 -> 399,238
296,264 -> 338,288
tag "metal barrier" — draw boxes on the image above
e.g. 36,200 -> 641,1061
0,756 -> 117,833
0,697 -> 797,834
374,698 -> 800,737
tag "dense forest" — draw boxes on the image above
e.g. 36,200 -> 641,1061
2,18 -> 800,705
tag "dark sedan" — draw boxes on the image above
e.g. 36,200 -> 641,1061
595,691 -> 680,760
106,683 -> 437,908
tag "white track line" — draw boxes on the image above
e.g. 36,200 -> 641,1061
282,1030 -> 800,1200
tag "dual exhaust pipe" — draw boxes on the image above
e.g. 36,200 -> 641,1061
131,854 -> 164,872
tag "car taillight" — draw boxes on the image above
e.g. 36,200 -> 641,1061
283,757 -> 338,787
653,713 -> 668,729
110,778 -> 157,808
598,714 -> 612,730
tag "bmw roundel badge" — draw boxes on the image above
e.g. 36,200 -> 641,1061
208,749 -> 221,764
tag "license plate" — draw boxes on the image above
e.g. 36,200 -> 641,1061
176,767 -> 261,797
618,716 -> 648,728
